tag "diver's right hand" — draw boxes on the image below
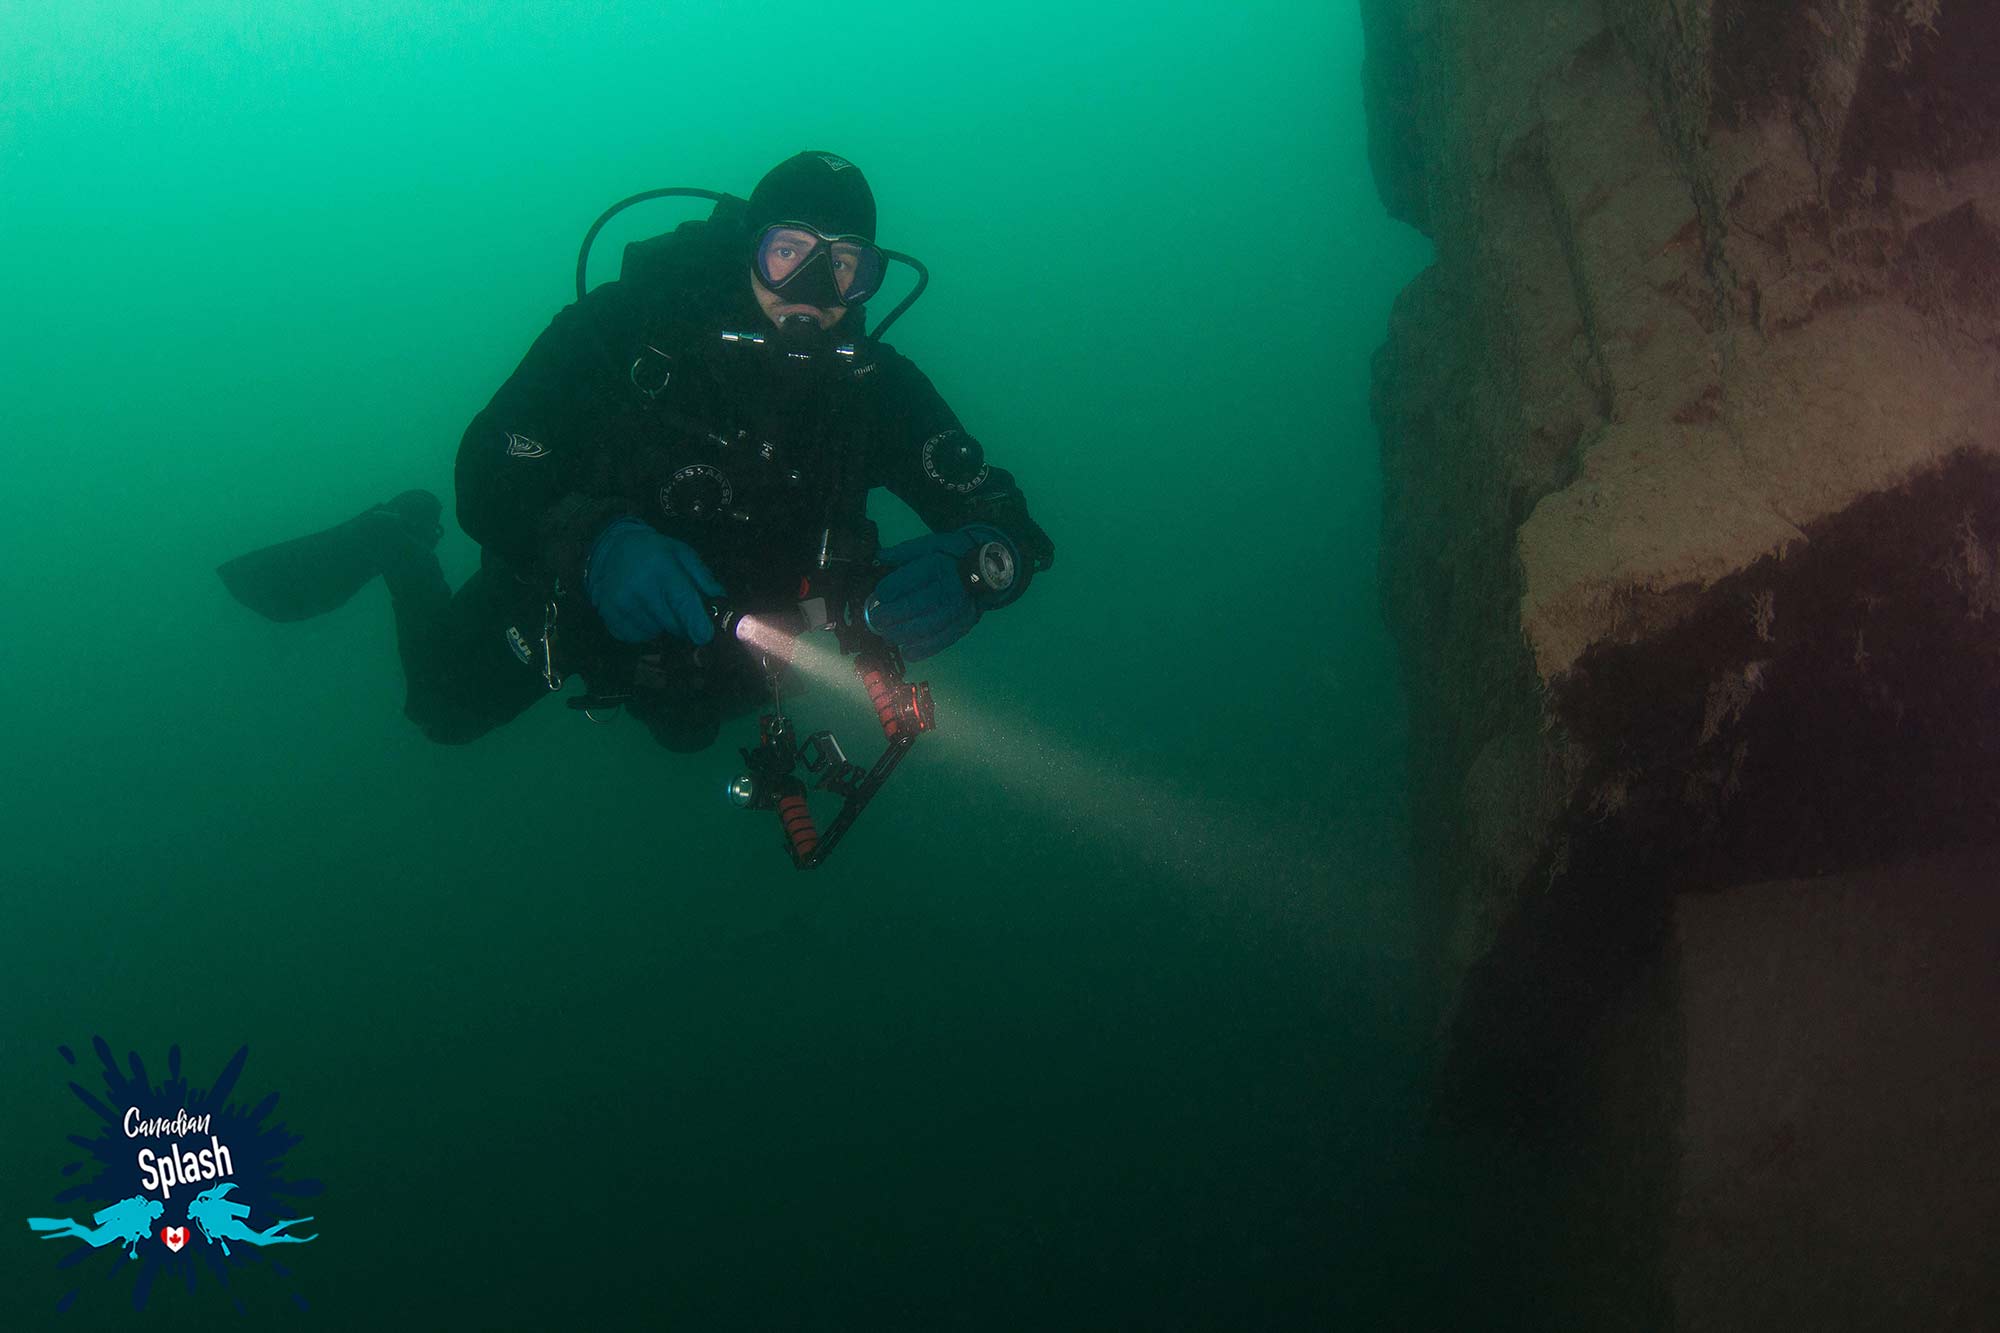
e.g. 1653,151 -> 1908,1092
585,518 -> 723,646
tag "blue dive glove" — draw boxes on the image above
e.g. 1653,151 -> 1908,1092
865,524 -> 1019,662
586,518 -> 724,646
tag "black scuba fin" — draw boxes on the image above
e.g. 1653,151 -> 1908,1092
217,491 -> 444,622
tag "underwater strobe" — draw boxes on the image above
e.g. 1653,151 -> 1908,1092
711,590 -> 936,870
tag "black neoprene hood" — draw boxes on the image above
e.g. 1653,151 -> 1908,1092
744,151 -> 878,241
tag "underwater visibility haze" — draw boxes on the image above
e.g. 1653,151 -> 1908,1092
1,2 -> 1437,1326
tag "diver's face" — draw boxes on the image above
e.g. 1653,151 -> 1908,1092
751,273 -> 850,331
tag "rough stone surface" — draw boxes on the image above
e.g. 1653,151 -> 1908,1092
1362,1 -> 2000,1324
1363,0 -> 2000,1070
1674,845 -> 2000,1330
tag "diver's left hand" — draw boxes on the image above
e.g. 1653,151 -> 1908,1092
865,528 -> 988,661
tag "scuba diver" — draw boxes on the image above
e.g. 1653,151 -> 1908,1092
187,1184 -> 317,1256
26,1195 -> 164,1259
219,151 -> 1054,863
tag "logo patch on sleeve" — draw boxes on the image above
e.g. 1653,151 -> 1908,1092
505,433 -> 548,459
921,430 -> 990,493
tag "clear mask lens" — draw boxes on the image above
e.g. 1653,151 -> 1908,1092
756,224 -> 885,305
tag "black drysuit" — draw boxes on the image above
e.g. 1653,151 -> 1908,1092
401,213 -> 1054,747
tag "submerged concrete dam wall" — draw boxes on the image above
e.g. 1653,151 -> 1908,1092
1359,0 -> 2000,1324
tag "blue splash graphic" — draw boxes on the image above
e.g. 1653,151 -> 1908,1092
25,1037 -> 323,1316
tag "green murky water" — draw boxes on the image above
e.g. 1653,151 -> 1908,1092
1,3 -> 1438,1326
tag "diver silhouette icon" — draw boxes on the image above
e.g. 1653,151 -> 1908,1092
26,1196 -> 164,1259
186,1183 -> 317,1256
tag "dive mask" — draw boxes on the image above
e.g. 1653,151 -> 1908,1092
753,221 -> 887,308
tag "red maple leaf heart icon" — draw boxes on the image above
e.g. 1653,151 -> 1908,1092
160,1225 -> 187,1253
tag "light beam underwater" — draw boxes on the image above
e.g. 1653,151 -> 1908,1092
736,626 -> 1327,895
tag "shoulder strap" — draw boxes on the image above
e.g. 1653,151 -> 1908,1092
618,195 -> 748,294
